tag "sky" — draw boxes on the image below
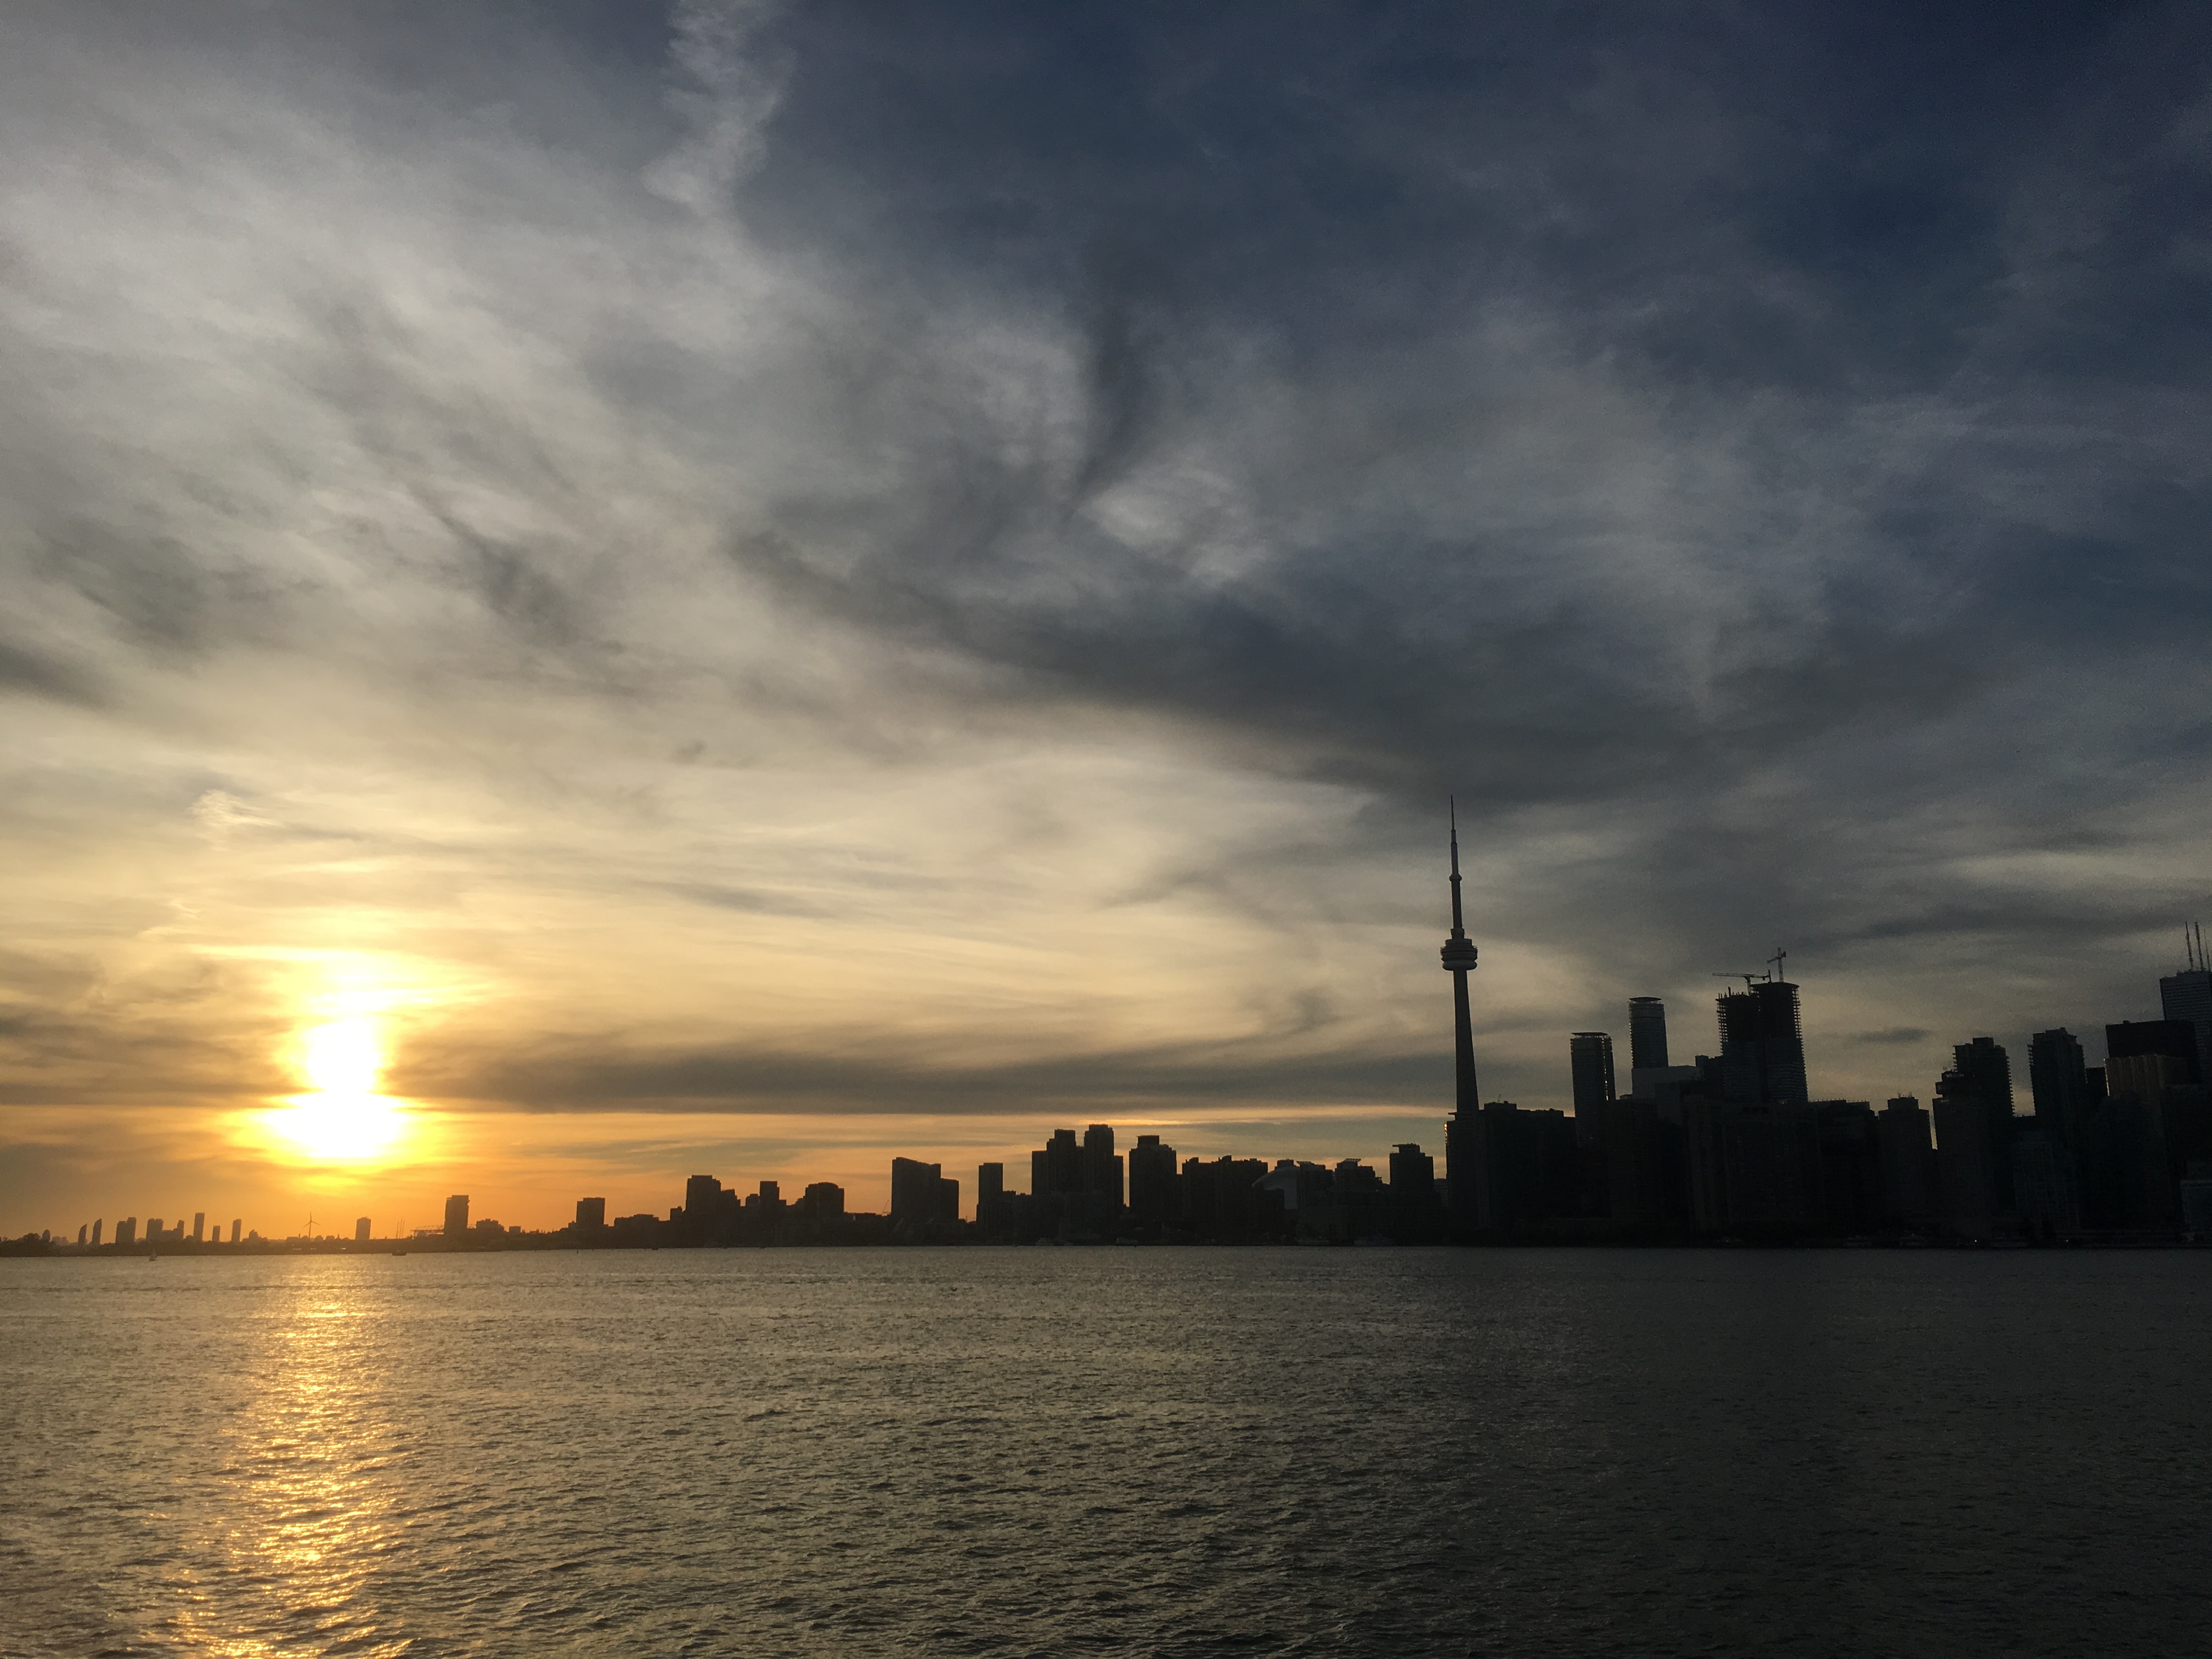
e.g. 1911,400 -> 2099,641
3,0 -> 2208,1235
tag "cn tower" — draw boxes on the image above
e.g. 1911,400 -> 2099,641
1441,799 -> 1480,1112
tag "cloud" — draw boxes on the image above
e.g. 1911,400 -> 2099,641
1,1 -> 2209,1226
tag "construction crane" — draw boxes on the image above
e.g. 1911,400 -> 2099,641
1708,947 -> 1791,991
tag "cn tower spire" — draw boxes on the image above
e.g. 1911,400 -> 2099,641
1440,797 -> 1480,1113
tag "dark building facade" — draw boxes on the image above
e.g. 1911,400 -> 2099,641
1628,996 -> 1669,1070
1127,1134 -> 1178,1229
1875,1096 -> 1937,1228
1717,981 -> 1809,1106
2161,928 -> 2212,1086
889,1158 -> 959,1228
1569,1031 -> 1615,1144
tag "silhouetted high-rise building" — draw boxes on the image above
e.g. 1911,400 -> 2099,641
116,1217 -> 137,1246
1628,997 -> 1669,1070
353,1216 -> 370,1243
795,1182 -> 844,1219
890,1158 -> 958,1227
1933,1071 -> 2005,1235
2029,1029 -> 2094,1138
1452,1102 -> 1579,1235
575,1197 -> 606,1229
191,1212 -> 205,1244
1683,1099 -> 1820,1234
1127,1133 -> 1178,1228
1439,804 -> 1483,1231
1951,1036 -> 2018,1209
443,1195 -> 469,1240
2106,1019 -> 2201,1079
1041,1128 -> 1082,1196
1389,1143 -> 1434,1190
1602,1096 -> 1679,1227
229,1218 -> 240,1244
2011,1124 -> 2080,1239
1876,1096 -> 1937,1227
1953,1036 -> 2016,1115
1082,1124 -> 1123,1208
1569,1032 -> 1615,1144
976,1162 -> 1007,1232
91,1219 -> 103,1246
1717,980 -> 1809,1105
2161,923 -> 2212,1085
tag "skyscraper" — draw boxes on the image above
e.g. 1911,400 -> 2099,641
1440,802 -> 1482,1233
2160,923 -> 2212,1086
191,1212 -> 205,1244
1875,1096 -> 1937,1226
1717,980 -> 1808,1105
1949,1037 -> 2018,1211
1127,1134 -> 1178,1228
2106,1019 -> 2201,1079
1569,1032 -> 1616,1143
889,1158 -> 958,1226
1628,997 -> 1669,1070
1082,1124 -> 1123,1208
976,1163 -> 1007,1232
2029,1029 -> 2093,1135
354,1216 -> 371,1244
443,1194 -> 469,1239
575,1197 -> 606,1229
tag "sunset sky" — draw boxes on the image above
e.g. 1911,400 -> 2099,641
3,1 -> 2208,1235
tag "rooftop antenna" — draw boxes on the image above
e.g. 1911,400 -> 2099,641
1447,795 -> 1466,941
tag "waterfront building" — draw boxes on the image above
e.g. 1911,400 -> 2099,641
2160,927 -> 2212,1085
1082,1124 -> 1124,1209
1683,1099 -> 1820,1234
976,1163 -> 1007,1232
191,1212 -> 205,1243
1569,1031 -> 1615,1144
1933,1074 -> 2005,1236
1628,997 -> 1669,1070
1717,980 -> 1809,1105
1127,1133 -> 1178,1228
1601,1095 -> 1678,1227
889,1157 -> 958,1227
354,1216 -> 370,1244
1875,1096 -> 1938,1227
443,1195 -> 469,1240
575,1197 -> 606,1229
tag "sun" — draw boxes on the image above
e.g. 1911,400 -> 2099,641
301,1019 -> 382,1095
264,1018 -> 414,1163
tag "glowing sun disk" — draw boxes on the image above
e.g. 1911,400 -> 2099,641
300,1019 -> 382,1095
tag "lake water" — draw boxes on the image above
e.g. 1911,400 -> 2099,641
2,1248 -> 2208,1657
